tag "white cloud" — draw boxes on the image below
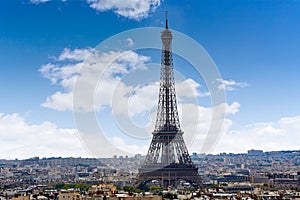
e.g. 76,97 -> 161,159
0,113 -> 89,159
39,63 -> 79,85
171,101 -> 300,155
212,115 -> 300,154
42,91 -> 73,111
110,136 -> 149,155
225,101 -> 240,115
216,78 -> 248,91
254,123 -> 285,136
179,102 -> 240,154
2,111 -> 299,159
30,0 -> 51,4
86,0 -> 161,20
126,38 -> 134,47
128,82 -> 159,116
40,48 -> 150,113
41,47 -> 209,116
126,78 -> 208,118
58,47 -> 96,61
176,78 -> 210,98
30,0 -> 161,20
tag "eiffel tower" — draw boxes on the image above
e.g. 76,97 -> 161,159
133,12 -> 202,189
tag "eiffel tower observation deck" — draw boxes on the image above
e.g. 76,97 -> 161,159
133,12 -> 202,189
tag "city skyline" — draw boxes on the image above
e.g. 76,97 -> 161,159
1,0 -> 300,159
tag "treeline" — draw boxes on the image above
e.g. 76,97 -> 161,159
54,183 -> 90,191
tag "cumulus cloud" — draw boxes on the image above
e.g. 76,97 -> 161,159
109,136 -> 149,154
0,113 -> 88,159
58,47 -> 96,61
179,102 -> 240,154
30,0 -> 161,20
86,0 -> 161,20
125,78 -> 208,118
127,82 -> 159,117
216,78 -> 248,91
212,115 -> 300,154
40,48 -> 150,112
40,47 -> 208,116
176,79 -> 210,98
29,0 -> 51,4
173,101 -> 300,155
2,111 -> 299,158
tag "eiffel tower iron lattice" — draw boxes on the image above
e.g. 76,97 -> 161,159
133,12 -> 202,189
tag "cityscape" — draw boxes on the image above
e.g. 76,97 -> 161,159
1,0 -> 300,199
0,150 -> 300,199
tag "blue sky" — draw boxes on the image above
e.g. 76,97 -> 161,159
1,0 -> 300,159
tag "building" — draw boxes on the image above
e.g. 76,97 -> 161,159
58,192 -> 82,200
247,149 -> 263,156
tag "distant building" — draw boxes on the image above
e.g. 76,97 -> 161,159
298,172 -> 300,189
115,195 -> 162,200
217,174 -> 249,183
88,184 -> 117,196
248,149 -> 263,156
134,154 -> 143,160
12,196 -> 30,200
250,174 -> 269,184
223,184 -> 254,193
272,178 -> 298,189
236,169 -> 250,176
191,152 -> 198,160
58,193 -> 81,200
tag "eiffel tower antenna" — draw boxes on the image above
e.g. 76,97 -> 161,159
133,13 -> 202,189
165,10 -> 168,29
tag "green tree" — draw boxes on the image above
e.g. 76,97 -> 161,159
134,189 -> 144,193
149,185 -> 162,191
209,184 -> 218,189
115,185 -> 122,190
74,183 -> 90,191
123,185 -> 134,192
55,183 -> 65,189
55,183 -> 89,191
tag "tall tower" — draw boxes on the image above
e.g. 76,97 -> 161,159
133,12 -> 202,189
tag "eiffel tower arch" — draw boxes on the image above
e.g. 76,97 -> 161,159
133,12 -> 202,189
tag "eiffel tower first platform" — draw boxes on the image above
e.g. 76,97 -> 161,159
133,13 -> 202,189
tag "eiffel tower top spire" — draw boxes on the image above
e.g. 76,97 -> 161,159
154,13 -> 181,133
165,10 -> 168,29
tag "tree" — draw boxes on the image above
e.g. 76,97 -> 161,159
115,185 -> 122,190
209,184 -> 218,189
134,189 -> 144,193
54,183 -> 90,191
123,185 -> 134,192
55,183 -> 65,189
149,185 -> 162,191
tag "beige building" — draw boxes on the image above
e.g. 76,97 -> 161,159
12,196 -> 30,200
58,192 -> 82,200
88,184 -> 117,196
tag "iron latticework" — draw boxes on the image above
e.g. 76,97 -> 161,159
133,13 -> 202,189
